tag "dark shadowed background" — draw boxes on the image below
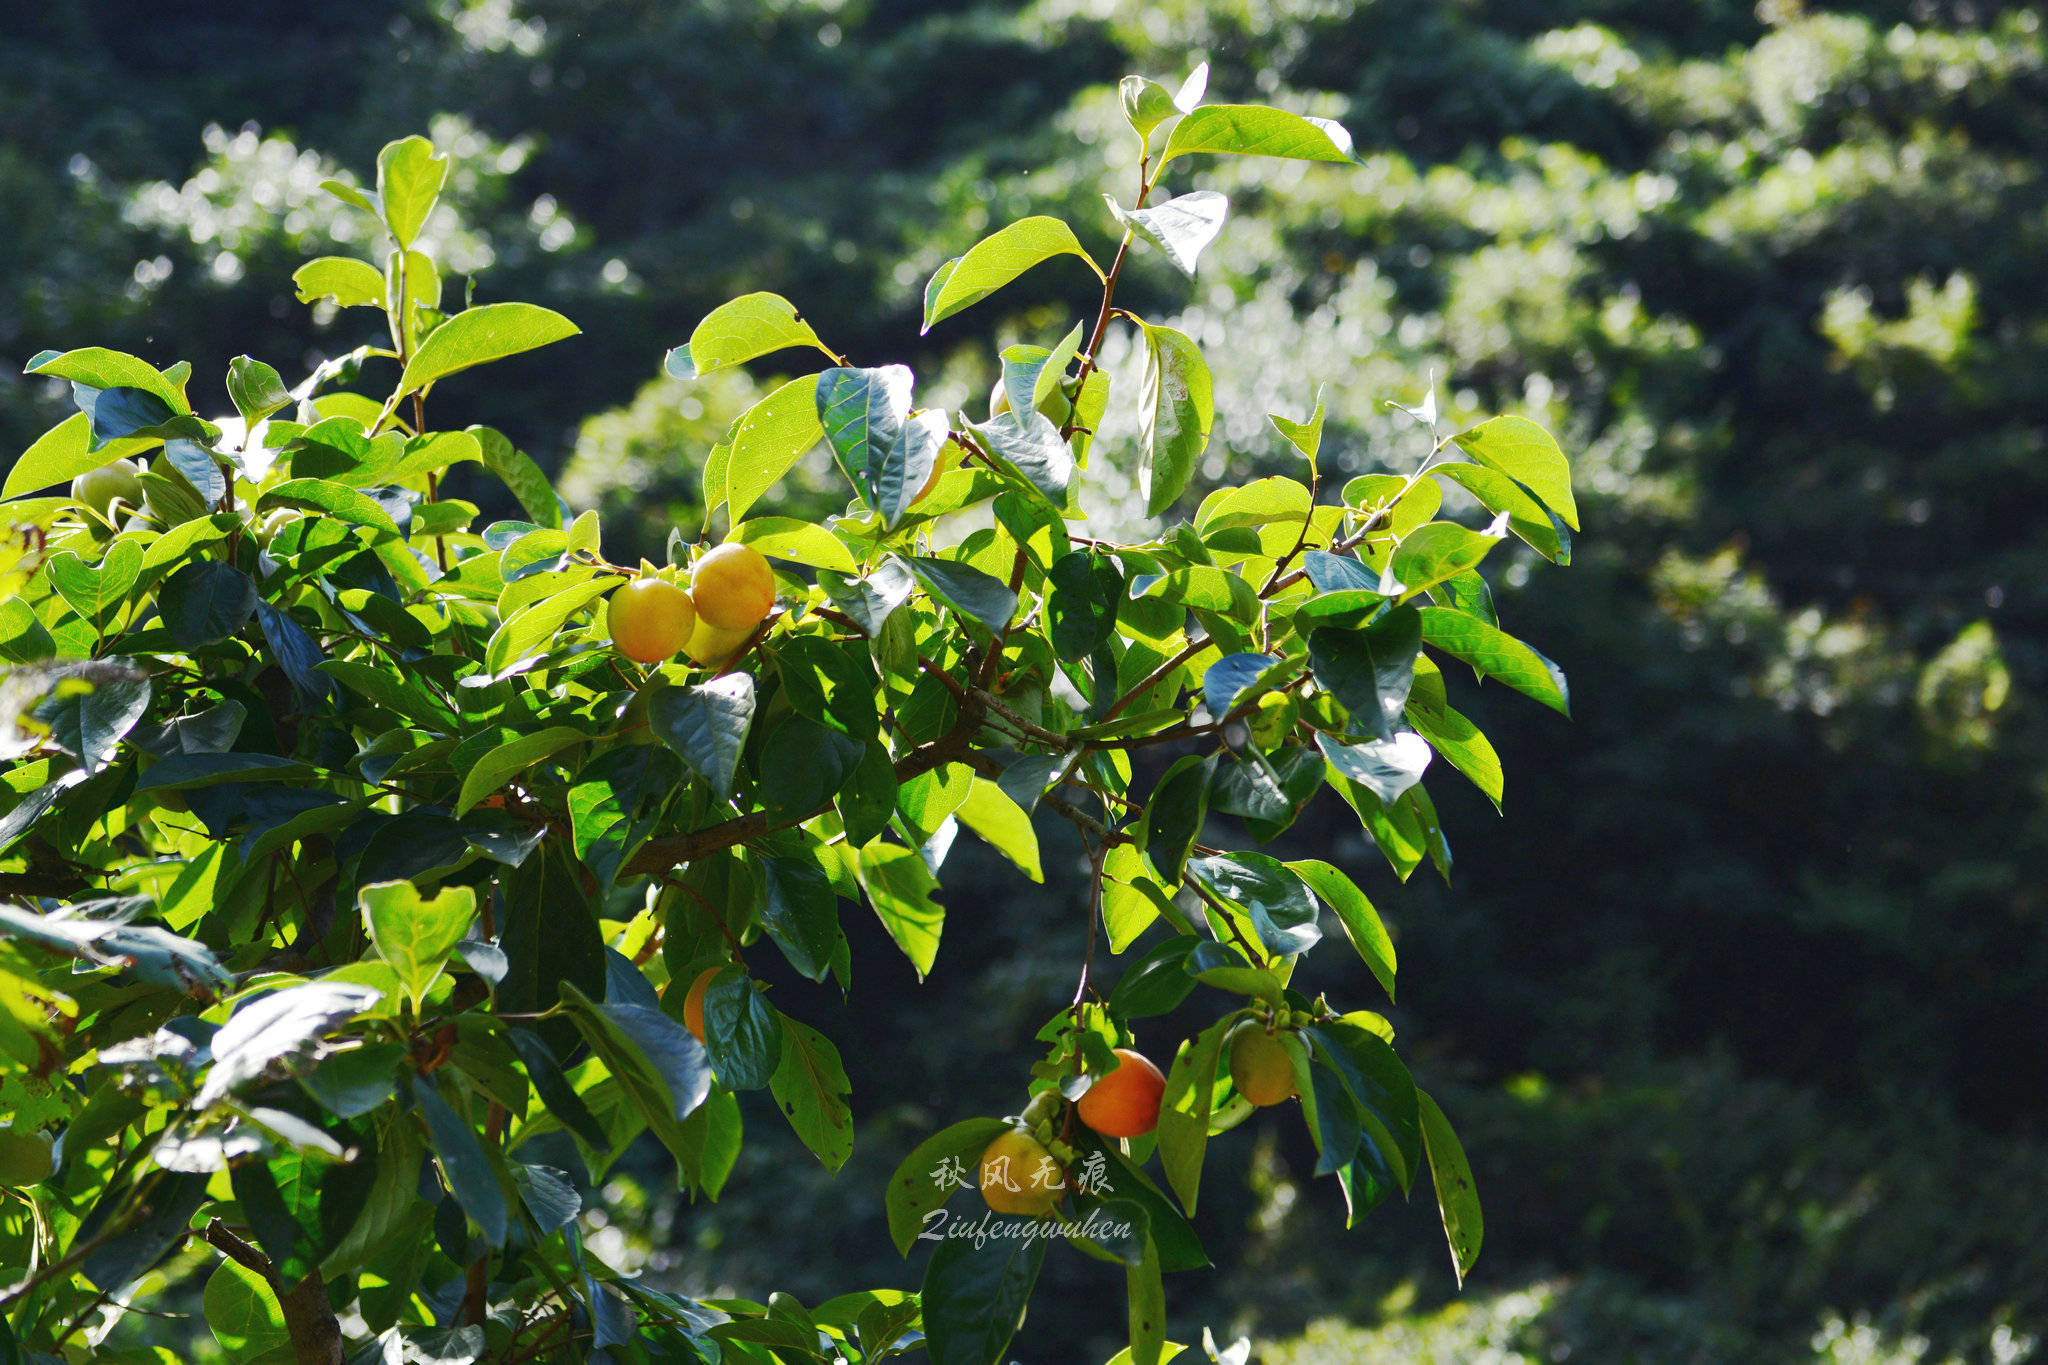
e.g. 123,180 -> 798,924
4,1 -> 2045,1359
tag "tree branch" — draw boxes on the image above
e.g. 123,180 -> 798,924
202,1220 -> 342,1365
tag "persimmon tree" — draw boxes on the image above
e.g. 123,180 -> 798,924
0,65 -> 1578,1365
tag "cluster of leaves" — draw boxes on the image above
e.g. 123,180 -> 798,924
0,72 -> 1576,1365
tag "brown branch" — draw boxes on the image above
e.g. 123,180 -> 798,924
202,1220 -> 342,1365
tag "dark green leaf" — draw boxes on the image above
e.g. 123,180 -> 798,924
1048,551 -> 1122,661
703,967 -> 780,1091
815,365 -> 912,507
1202,652 -> 1279,720
1142,753 -> 1211,884
33,665 -> 150,773
159,560 -> 257,648
506,1027 -> 609,1151
198,982 -> 383,1107
1107,935 -> 1201,1018
650,673 -> 756,801
1186,852 -> 1321,957
412,1074 -> 508,1246
908,557 -> 1017,636
1307,604 -> 1421,741
775,635 -> 879,742
919,1217 -> 1047,1365
759,848 -> 846,983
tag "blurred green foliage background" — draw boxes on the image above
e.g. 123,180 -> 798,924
5,1 -> 2045,1360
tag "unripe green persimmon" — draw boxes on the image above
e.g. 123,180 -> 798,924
1228,1021 -> 1298,1107
71,459 -> 143,517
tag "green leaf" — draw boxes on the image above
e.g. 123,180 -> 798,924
299,1042 -> 403,1119
775,635 -> 879,741
815,364 -> 912,507
1201,652 -> 1281,720
876,410 -> 950,530
1069,1132 -> 1210,1272
769,1014 -> 854,1171
292,255 -> 385,309
203,1259 -> 290,1360
1127,1232 -> 1168,1365
484,577 -> 611,674
258,478 -> 400,534
1048,550 -> 1123,662
34,666 -> 150,774
1418,606 -> 1570,716
197,982 -> 383,1108
720,374 -> 824,523
908,556 -> 1017,637
1418,1091 -> 1482,1286
471,425 -> 562,529
1269,386 -> 1327,468
1431,463 -> 1570,564
760,848 -> 847,984
1197,475 -> 1311,535
1307,604 -> 1422,741
47,541 -> 141,627
860,839 -> 946,978
884,1116 -> 1009,1255
1000,322 -> 1084,417
1143,753 -> 1211,884
395,303 -> 580,398
1286,859 -> 1396,1001
6,414 -> 133,498
970,410 -> 1072,506
75,385 -> 213,450
1317,731 -> 1432,807
1108,934 -> 1200,1018
1388,520 -> 1505,603
954,777 -> 1042,882
1450,415 -> 1577,531
376,134 -> 448,248
1159,104 -> 1356,165
1137,323 -> 1213,517
226,356 -> 293,428
559,980 -> 714,1161
1118,75 -> 1181,138
920,1215 -> 1047,1365
1106,190 -> 1229,277
360,881 -> 475,1011
456,725 -> 587,814
702,967 -> 780,1091
666,292 -> 833,379
727,517 -> 856,576
1405,688 -> 1504,806
1187,852 -> 1322,957
649,673 -> 756,801
27,347 -> 186,413
506,1029 -> 609,1151
1155,1016 -> 1228,1214
921,216 -> 1103,332
412,1073 -> 509,1246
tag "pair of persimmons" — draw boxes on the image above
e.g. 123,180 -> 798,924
974,1027 -> 1298,1215
683,969 -> 1298,1218
608,542 -> 777,666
